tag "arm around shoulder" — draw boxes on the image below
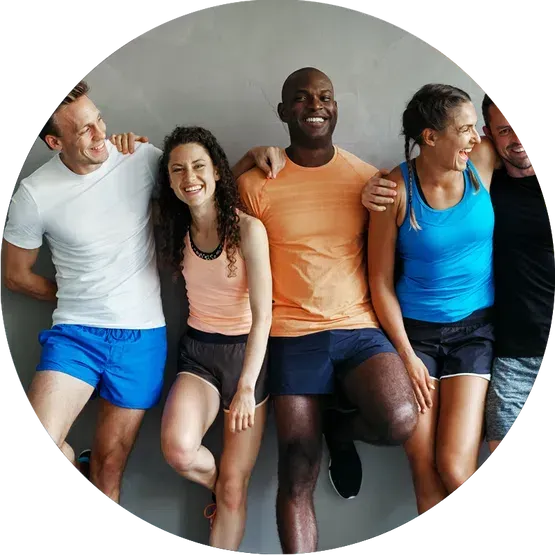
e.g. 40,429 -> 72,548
470,137 -> 500,190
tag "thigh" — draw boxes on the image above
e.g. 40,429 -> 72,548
404,387 -> 440,462
101,327 -> 167,410
28,369 -> 95,445
92,398 -> 146,459
161,373 -> 221,449
340,350 -> 416,422
220,403 -> 267,478
269,333 -> 334,395
436,375 -> 489,461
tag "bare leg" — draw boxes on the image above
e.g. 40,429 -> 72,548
403,385 -> 447,513
161,374 -> 221,491
338,352 -> 419,445
436,376 -> 489,493
28,370 -> 94,465
90,399 -> 146,502
210,402 -> 267,550
275,395 -> 323,554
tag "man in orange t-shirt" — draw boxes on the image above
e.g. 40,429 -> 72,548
237,67 -> 418,553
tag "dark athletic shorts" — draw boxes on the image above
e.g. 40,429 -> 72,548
177,328 -> 269,411
403,308 -> 494,381
268,328 -> 398,395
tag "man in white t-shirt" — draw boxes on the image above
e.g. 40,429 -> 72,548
2,81 -> 167,503
3,79 -> 285,503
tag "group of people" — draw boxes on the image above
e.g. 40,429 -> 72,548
2,67 -> 552,553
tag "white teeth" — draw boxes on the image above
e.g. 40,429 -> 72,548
305,117 -> 324,123
185,185 -> 202,193
513,147 -> 525,153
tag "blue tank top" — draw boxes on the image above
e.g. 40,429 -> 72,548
395,159 -> 494,323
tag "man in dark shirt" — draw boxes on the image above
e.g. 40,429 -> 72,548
482,95 -> 554,452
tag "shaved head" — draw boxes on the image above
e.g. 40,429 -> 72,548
281,67 -> 333,103
277,67 -> 338,153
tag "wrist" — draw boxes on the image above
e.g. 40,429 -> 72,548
398,346 -> 416,364
237,382 -> 255,393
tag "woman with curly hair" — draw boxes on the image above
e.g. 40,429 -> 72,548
155,126 -> 272,550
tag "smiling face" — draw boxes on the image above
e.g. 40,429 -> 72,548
484,103 -> 533,177
168,142 -> 220,208
278,68 -> 338,147
428,101 -> 481,172
45,95 -> 108,175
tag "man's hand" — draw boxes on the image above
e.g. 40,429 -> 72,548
362,169 -> 397,212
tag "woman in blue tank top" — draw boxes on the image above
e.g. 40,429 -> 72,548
368,84 -> 495,514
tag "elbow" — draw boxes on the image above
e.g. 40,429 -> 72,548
3,272 -> 22,292
251,309 -> 273,332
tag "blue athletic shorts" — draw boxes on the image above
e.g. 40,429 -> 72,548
37,324 -> 167,409
268,328 -> 398,395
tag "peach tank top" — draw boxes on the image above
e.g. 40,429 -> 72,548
181,233 -> 251,335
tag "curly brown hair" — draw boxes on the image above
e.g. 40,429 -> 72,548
157,126 -> 245,277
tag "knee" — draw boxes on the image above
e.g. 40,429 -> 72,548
92,444 -> 129,482
278,438 -> 321,498
436,451 -> 474,492
374,401 -> 419,446
161,434 -> 200,474
216,473 -> 249,512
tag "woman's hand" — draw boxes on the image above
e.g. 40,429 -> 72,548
248,146 -> 286,179
109,132 -> 149,154
228,386 -> 256,433
403,354 -> 435,413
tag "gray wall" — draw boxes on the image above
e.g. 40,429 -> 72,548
2,1 -> 490,552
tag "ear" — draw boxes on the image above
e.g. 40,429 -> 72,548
214,168 -> 220,182
44,134 -> 63,151
421,128 -> 436,147
483,125 -> 492,139
277,102 -> 287,123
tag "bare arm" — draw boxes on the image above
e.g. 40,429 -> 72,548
2,240 -> 57,302
227,215 -> 273,433
232,147 -> 286,180
469,136 -> 500,191
368,172 -> 434,412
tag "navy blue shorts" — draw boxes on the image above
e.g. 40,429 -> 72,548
403,308 -> 494,381
268,328 -> 398,395
37,324 -> 168,409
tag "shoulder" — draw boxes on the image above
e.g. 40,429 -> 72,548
17,155 -> 67,206
238,211 -> 267,241
237,166 -> 269,191
336,147 -> 379,181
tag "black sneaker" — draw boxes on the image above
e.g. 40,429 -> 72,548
323,410 -> 362,499
77,449 -> 91,480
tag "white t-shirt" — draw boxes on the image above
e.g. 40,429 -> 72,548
4,140 -> 166,329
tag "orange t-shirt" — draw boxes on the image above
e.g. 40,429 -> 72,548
238,147 -> 380,337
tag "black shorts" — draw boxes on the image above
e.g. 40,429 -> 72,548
403,308 -> 494,381
177,328 -> 269,410
268,328 -> 398,395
